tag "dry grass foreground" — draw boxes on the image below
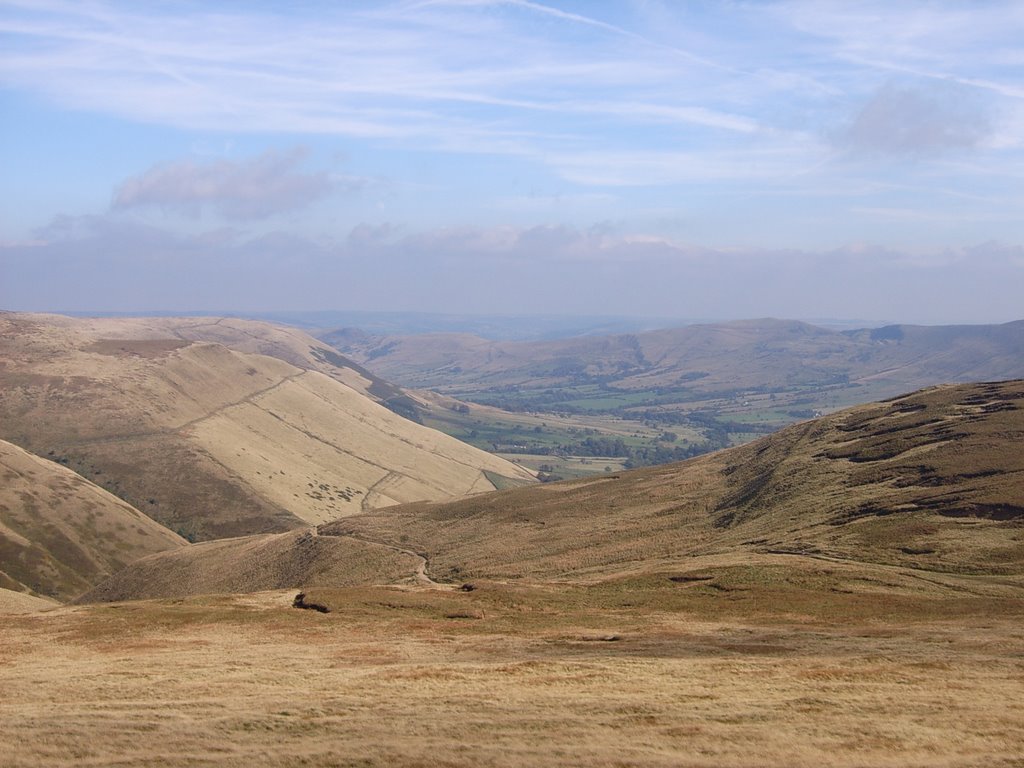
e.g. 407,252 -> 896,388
0,438 -> 185,599
1,583 -> 1022,767
0,312 -> 534,541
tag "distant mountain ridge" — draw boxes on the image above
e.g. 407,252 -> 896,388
322,318 -> 1024,394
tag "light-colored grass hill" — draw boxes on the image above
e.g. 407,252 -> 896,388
0,438 -> 185,600
0,587 -> 59,613
69,314 -> 411,406
83,380 -> 1024,603
0,312 -> 535,541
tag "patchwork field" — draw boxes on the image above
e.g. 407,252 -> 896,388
325,319 -> 1024,468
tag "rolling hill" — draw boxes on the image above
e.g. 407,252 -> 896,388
0,587 -> 57,613
83,380 -> 1024,602
327,379 -> 1024,581
13,381 -> 1024,768
0,438 -> 185,600
324,318 -> 1024,420
77,527 -> 417,603
324,319 -> 1024,395
0,312 -> 535,541
63,313 -> 434,418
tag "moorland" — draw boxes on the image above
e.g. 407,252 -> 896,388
1,311 -> 1023,767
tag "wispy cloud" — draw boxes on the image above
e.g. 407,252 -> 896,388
111,148 -> 338,220
2,1 -> 1021,186
546,147 -> 819,187
0,1 -> 818,173
2,0 -> 1023,266
837,80 -> 992,156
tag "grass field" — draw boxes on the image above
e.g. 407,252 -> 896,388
2,583 -> 1022,767
417,395 -> 698,476
497,452 -> 629,480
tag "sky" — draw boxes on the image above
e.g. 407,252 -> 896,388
1,0 -> 1022,324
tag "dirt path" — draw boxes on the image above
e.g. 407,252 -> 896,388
321,528 -> 452,589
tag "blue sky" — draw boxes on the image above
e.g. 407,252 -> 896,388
1,0 -> 1022,323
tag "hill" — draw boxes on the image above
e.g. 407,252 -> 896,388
13,380 -> 1024,768
77,528 -> 418,603
322,318 -> 1024,475
0,587 -> 58,613
68,313 -> 431,419
324,318 -> 1024,396
326,379 -> 1024,581
0,438 -> 185,600
84,380 -> 1024,601
0,312 -> 535,541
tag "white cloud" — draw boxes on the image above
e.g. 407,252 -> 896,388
0,1 -> 768,155
111,148 -> 337,220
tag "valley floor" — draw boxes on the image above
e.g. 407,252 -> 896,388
2,586 -> 1022,767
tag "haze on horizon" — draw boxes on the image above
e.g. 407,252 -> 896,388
1,1 -> 1022,325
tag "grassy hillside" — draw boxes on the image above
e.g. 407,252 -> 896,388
0,587 -> 57,614
0,439 -> 185,600
77,528 -> 418,603
0,312 -> 535,541
328,379 -> 1024,583
326,318 -> 1024,396
9,381 -> 1024,767
69,314 -> 421,414
84,380 -> 1024,602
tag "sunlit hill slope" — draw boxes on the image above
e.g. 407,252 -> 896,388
0,312 -> 534,541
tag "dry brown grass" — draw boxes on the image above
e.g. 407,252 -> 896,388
325,380 -> 1024,584
0,313 -> 534,541
76,528 -> 419,603
76,381 -> 1024,607
7,380 -> 1024,766
0,587 -> 59,613
0,438 -> 185,599
2,584 -> 1022,767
